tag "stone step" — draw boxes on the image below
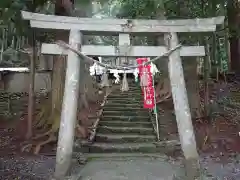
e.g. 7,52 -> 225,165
112,92 -> 142,96
113,86 -> 141,90
107,93 -> 142,98
111,90 -> 142,93
106,97 -> 142,101
107,97 -> 142,102
83,153 -> 166,159
101,115 -> 150,122
110,89 -> 142,93
95,133 -> 156,143
85,142 -> 159,153
99,121 -> 152,128
105,99 -> 143,107
108,97 -> 142,100
103,106 -> 147,112
97,126 -> 154,135
103,103 -> 142,108
110,89 -> 141,92
75,140 -> 181,154
102,110 -> 149,116
105,100 -> 142,105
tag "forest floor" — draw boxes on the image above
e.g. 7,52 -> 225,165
0,80 -> 240,179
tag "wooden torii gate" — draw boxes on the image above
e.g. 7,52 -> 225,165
21,11 -> 224,179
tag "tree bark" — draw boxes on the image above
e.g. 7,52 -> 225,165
154,1 -> 201,119
183,57 -> 202,118
26,1 -> 38,139
227,0 -> 240,73
26,28 -> 36,139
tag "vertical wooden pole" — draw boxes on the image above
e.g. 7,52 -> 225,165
26,29 -> 36,139
54,30 -> 82,179
119,34 -> 130,90
204,38 -> 210,118
166,32 -> 200,179
119,33 -> 130,64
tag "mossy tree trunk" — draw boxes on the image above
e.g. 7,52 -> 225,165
183,58 -> 202,118
153,2 -> 202,119
26,1 -> 38,139
48,0 -> 73,128
227,0 -> 240,73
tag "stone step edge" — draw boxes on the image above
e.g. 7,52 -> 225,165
96,133 -> 156,139
88,140 -> 180,149
103,104 -> 142,107
98,126 -> 153,131
89,115 -> 150,119
99,120 -> 152,124
103,110 -> 146,112
83,153 -> 171,159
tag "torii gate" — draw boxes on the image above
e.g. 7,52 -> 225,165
21,11 -> 224,179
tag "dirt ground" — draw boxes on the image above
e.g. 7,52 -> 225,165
0,101 -> 102,180
0,101 -> 101,154
0,80 -> 240,179
157,79 -> 240,156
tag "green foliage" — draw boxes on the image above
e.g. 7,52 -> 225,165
0,0 -> 52,37
0,0 -> 233,72
117,0 -> 159,18
217,37 -> 228,72
0,0 -> 53,67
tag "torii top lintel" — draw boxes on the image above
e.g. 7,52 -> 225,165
21,11 -> 224,35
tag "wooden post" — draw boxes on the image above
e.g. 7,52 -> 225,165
166,32 -> 201,179
26,29 -> 37,139
54,30 -> 82,179
119,33 -> 131,64
204,39 -> 210,118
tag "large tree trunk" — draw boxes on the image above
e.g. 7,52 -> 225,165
21,0 -> 101,161
154,2 -> 201,119
46,0 -> 72,130
25,1 -> 38,139
227,0 -> 240,73
26,29 -> 37,139
76,0 -> 102,111
153,5 -> 172,103
51,54 -> 66,117
183,58 -> 202,118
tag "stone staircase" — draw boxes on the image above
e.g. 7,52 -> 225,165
78,84 -> 179,157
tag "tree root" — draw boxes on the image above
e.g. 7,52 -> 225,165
21,122 -> 92,154
21,102 -> 61,154
75,124 -> 95,139
155,78 -> 172,104
34,134 -> 57,154
21,143 -> 33,152
32,129 -> 53,140
34,100 -> 52,130
156,92 -> 172,104
22,79 -> 102,154
21,130 -> 57,154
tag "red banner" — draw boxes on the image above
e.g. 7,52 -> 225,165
136,58 -> 155,109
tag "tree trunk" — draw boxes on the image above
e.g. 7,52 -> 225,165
51,54 -> 66,116
50,0 -> 73,120
153,4 -> 172,102
183,57 -> 202,118
76,1 -> 101,111
153,1 -> 201,118
26,1 -> 38,139
26,28 -> 37,139
227,0 -> 240,73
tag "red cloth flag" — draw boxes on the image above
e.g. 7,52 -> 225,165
136,58 -> 155,109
